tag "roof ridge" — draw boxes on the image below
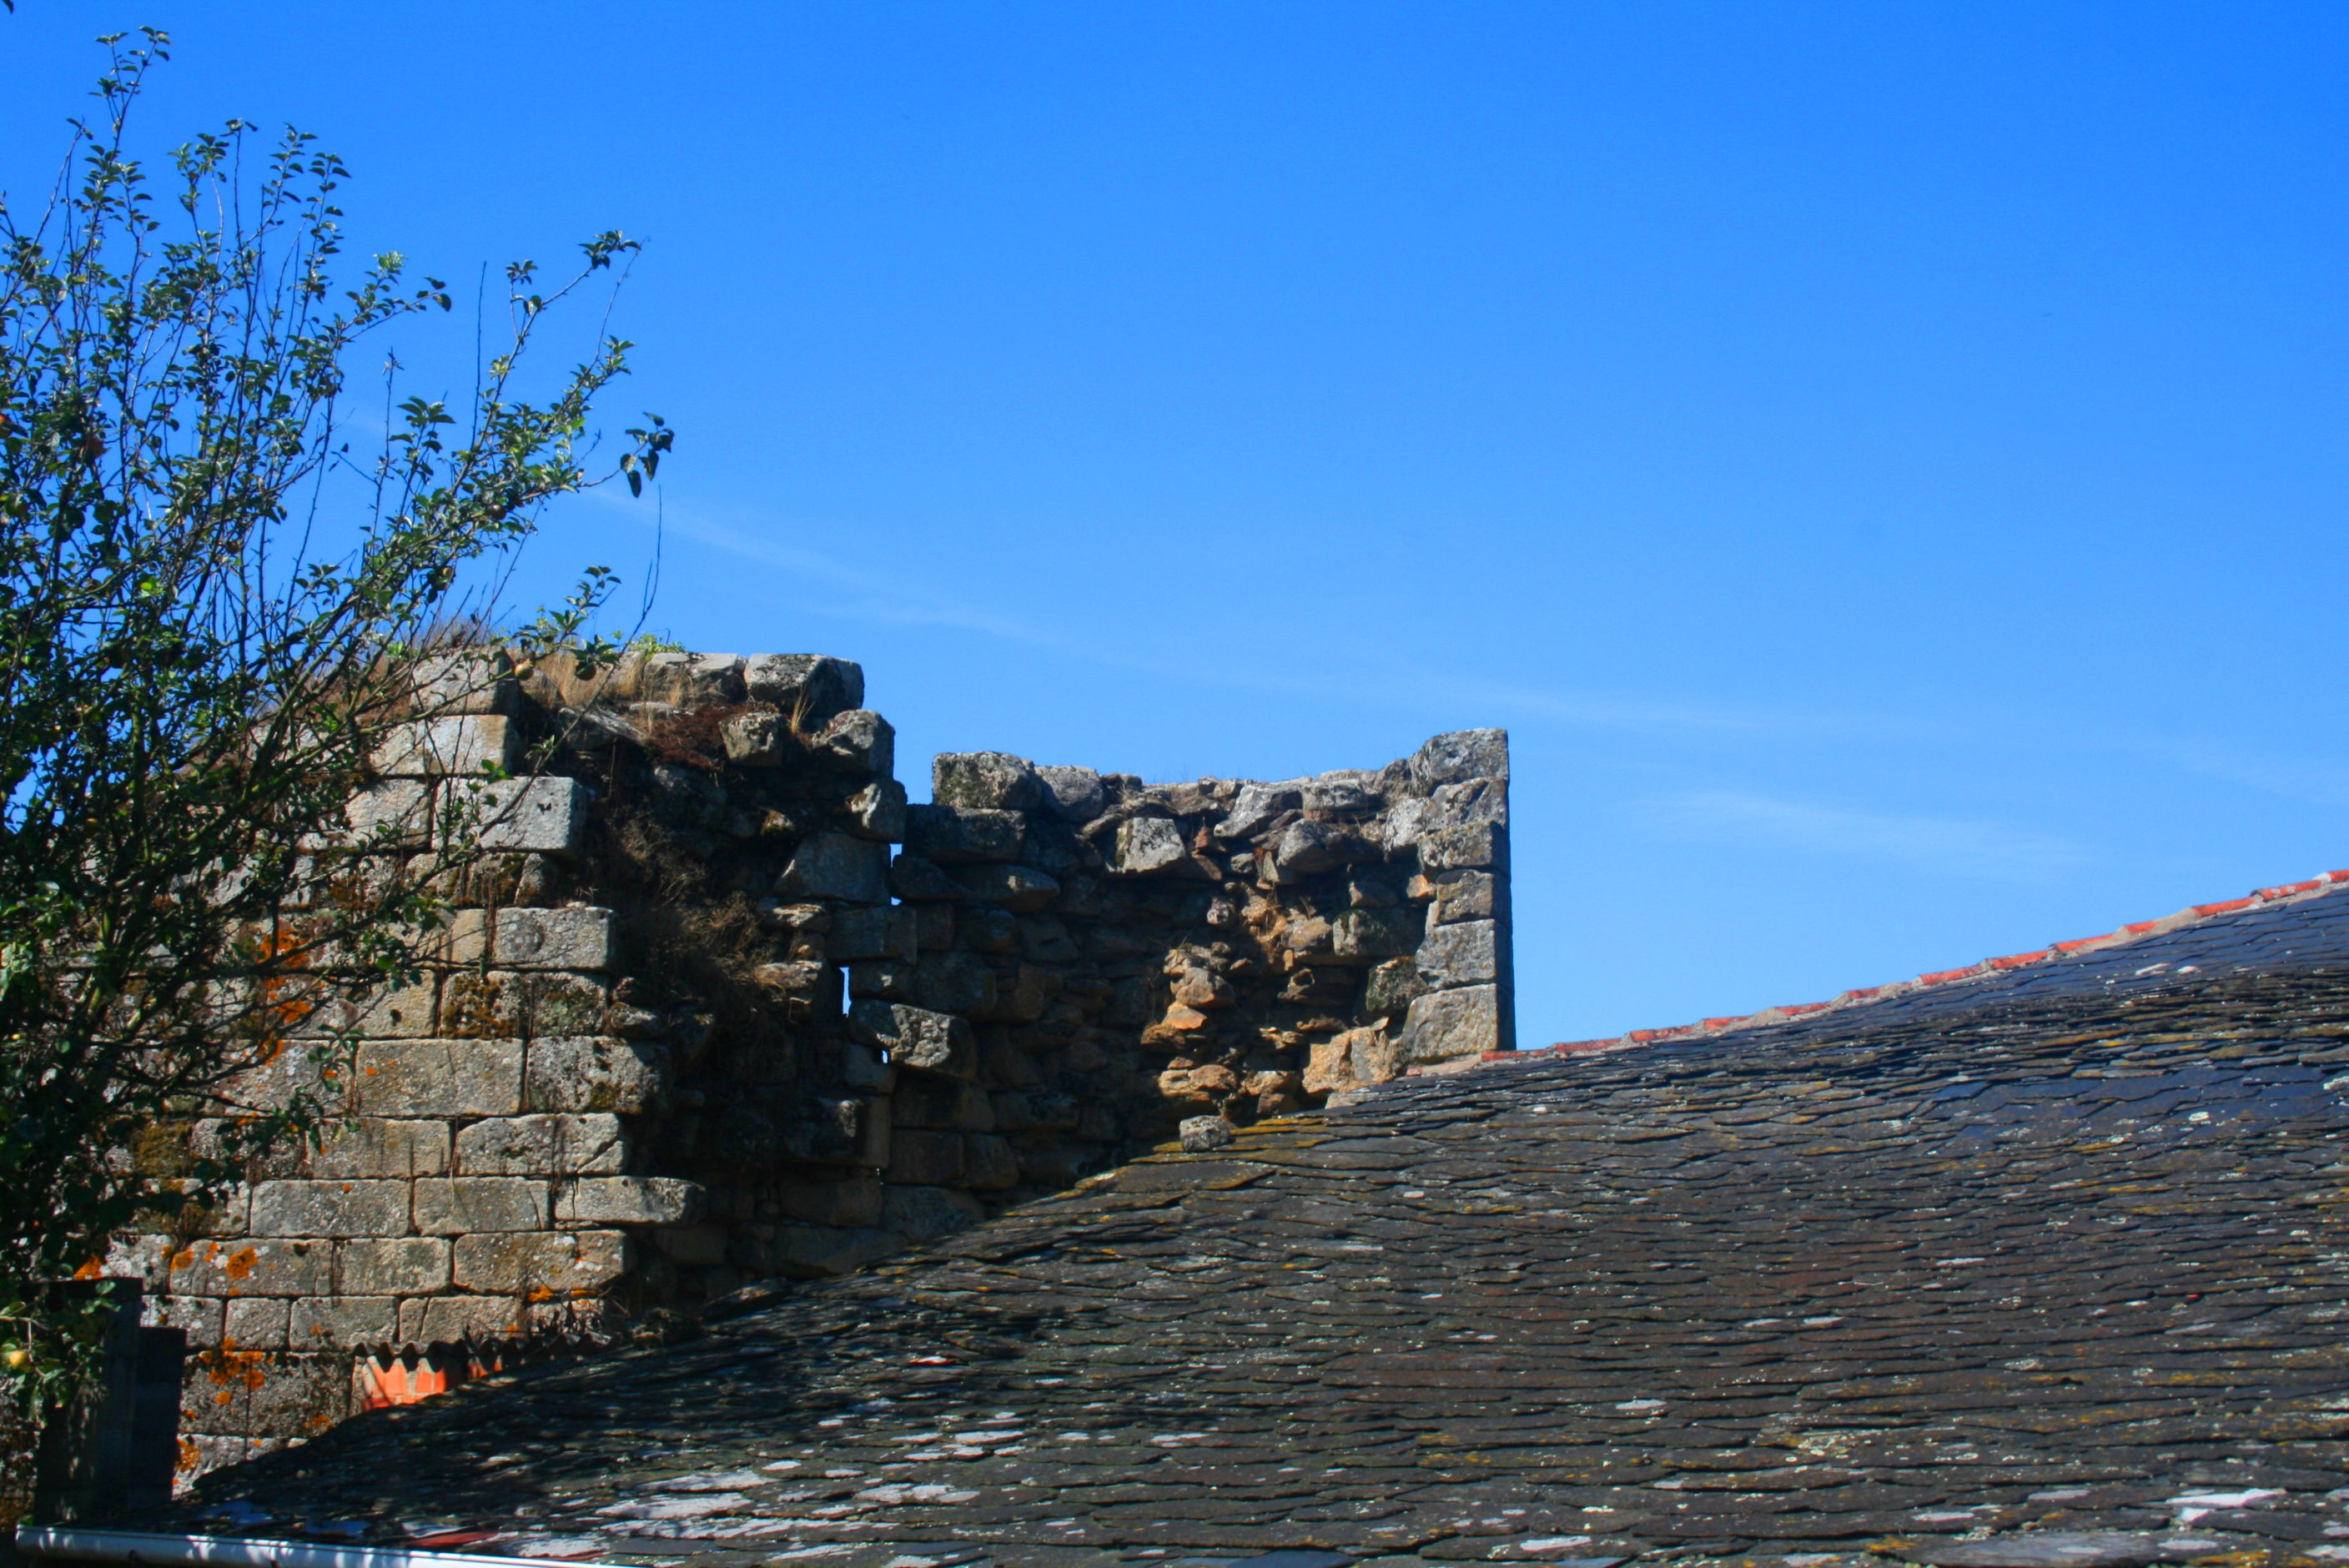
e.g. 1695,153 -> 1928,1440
1441,866 -> 2349,1074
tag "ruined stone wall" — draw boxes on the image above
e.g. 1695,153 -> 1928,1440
118,650 -> 1511,1480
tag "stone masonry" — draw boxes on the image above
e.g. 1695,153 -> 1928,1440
111,650 -> 1512,1480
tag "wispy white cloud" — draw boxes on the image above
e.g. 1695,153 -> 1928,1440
1642,789 -> 2095,882
587,490 -> 1059,645
2130,736 -> 2349,812
587,494 -> 2349,821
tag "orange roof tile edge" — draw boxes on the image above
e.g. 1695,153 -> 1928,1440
1449,867 -> 2349,1073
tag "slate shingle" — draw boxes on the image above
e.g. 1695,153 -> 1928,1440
143,897 -> 2349,1568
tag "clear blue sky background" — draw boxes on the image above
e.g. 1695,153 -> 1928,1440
8,4 -> 2348,1044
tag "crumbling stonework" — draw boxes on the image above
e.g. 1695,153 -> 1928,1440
115,650 -> 1511,1478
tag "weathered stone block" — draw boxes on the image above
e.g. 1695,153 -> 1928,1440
831,906 -> 910,962
148,1294 -> 224,1344
170,1239 -> 330,1299
455,1113 -> 624,1176
743,654 -> 863,724
1401,983 -> 1500,1063
248,1350 -> 351,1437
915,901 -> 956,948
857,1098 -> 893,1168
933,752 -> 1044,812
1334,906 -> 1421,960
1364,956 -> 1428,1018
304,1119 -> 450,1179
963,1134 -> 1019,1190
289,1296 -> 398,1350
249,1179 -> 411,1239
1017,917 -> 1082,963
991,1088 -> 1080,1133
720,710 -> 787,766
99,1234 -> 175,1292
775,832 -> 889,904
654,1224 -> 729,1265
975,961 -> 1056,1024
443,907 -> 614,971
848,1000 -> 978,1079
224,1296 -> 289,1350
1304,1035 -> 1356,1096
215,1043 -> 346,1117
372,715 -> 521,778
1409,728 -> 1509,792
841,778 -> 907,842
1034,764 -> 1105,822
1417,918 -> 1500,988
904,805 -> 1024,864
397,1295 -> 523,1346
909,951 -> 995,1015
891,1076 -> 993,1131
1215,781 -> 1301,841
777,1177 -> 884,1229
342,978 -> 441,1040
428,851 -> 564,909
883,1129 -> 964,1186
409,648 -> 518,716
813,709 -> 893,778
639,650 -> 746,706
948,863 -> 1059,911
352,1038 -> 521,1117
1417,821 -> 1499,871
843,1041 -> 895,1093
440,971 -> 610,1040
336,780 -> 434,849
1426,868 -> 1496,923
413,1177 -> 549,1234
553,1176 -> 703,1227
880,1184 -> 983,1241
334,1238 -> 450,1294
1270,818 -> 1375,881
958,906 -> 1019,953
1352,1024 -> 1406,1085
888,853 -> 958,901
1110,816 -> 1189,876
470,776 -> 590,856
452,1231 -> 629,1295
1180,1115 -> 1235,1152
848,957 -> 913,1001
762,1225 -> 900,1280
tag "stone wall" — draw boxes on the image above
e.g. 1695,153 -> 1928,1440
115,650 -> 1511,1480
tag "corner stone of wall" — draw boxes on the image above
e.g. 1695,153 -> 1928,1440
121,648 -> 1512,1481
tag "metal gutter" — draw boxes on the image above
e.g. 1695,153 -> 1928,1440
14,1529 -> 534,1568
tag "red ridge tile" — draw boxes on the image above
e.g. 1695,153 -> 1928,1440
1496,865 -> 2349,1076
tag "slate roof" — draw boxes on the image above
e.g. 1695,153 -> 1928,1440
144,884 -> 2349,1568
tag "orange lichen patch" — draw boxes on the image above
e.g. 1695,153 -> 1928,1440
196,1344 -> 269,1410
252,923 -> 320,1038
222,1247 -> 259,1279
176,1438 -> 200,1474
72,1257 -> 104,1280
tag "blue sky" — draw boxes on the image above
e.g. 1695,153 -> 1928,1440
8,4 -> 2349,1043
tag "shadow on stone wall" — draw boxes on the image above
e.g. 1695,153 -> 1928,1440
117,649 -> 1512,1480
